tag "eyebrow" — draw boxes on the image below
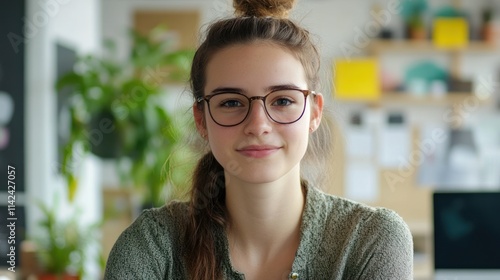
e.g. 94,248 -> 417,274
210,84 -> 302,95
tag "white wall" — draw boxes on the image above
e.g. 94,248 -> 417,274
25,0 -> 102,278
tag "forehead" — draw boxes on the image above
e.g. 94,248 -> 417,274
205,42 -> 307,93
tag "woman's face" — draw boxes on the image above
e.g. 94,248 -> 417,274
194,42 -> 323,186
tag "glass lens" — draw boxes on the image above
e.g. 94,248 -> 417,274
208,93 -> 249,126
207,90 -> 306,126
265,90 -> 305,123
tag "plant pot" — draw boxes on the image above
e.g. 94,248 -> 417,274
37,274 -> 80,280
410,27 -> 427,40
482,23 -> 498,43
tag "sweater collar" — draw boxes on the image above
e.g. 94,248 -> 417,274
218,183 -> 329,279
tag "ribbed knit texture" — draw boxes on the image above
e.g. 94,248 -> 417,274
104,185 -> 413,279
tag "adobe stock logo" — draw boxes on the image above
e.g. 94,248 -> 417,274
7,0 -> 72,54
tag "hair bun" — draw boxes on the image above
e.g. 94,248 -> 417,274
233,0 -> 297,18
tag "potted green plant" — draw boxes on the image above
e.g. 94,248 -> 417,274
35,202 -> 100,280
401,0 -> 428,40
56,26 -> 195,206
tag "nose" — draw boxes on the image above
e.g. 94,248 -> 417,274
242,99 -> 273,136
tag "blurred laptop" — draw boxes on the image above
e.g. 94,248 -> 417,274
433,191 -> 500,280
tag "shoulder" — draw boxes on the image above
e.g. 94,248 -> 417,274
310,187 -> 411,240
147,200 -> 190,229
121,200 -> 189,241
104,201 -> 189,279
306,187 -> 413,278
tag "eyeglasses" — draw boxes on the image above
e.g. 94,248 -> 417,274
196,88 -> 315,127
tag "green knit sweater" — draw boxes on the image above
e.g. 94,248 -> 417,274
104,185 -> 413,279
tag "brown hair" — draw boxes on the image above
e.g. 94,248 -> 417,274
183,0 -> 328,279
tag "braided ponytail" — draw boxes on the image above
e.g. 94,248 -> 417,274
183,152 -> 226,279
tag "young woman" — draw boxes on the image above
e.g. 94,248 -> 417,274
104,0 -> 413,279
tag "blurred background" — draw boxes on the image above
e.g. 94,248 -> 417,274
1,0 -> 499,279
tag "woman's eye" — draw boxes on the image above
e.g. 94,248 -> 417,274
272,98 -> 294,106
220,100 -> 243,107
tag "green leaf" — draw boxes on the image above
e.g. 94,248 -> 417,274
56,72 -> 83,92
54,25 -> 196,207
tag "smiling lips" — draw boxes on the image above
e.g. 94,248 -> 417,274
237,145 -> 281,158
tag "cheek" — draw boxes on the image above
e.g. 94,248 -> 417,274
293,111 -> 313,147
284,118 -> 310,147
206,124 -> 233,152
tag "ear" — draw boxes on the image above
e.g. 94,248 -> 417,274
193,103 -> 207,138
309,93 -> 324,132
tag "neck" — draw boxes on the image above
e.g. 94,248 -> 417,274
225,168 -> 305,259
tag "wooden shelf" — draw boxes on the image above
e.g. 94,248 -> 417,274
337,92 -> 487,106
368,39 -> 500,54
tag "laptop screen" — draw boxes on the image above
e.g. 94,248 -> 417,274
433,192 -> 500,270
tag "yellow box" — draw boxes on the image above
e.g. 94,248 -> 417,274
433,17 -> 469,49
333,58 -> 380,101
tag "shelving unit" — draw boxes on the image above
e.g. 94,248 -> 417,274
373,40 -> 498,95
340,91 -> 482,106
367,39 -> 499,53
334,39 -> 499,280
336,40 -> 498,110
370,39 -> 498,103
